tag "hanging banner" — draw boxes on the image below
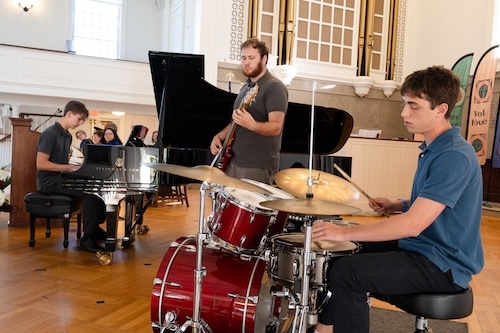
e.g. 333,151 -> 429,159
491,97 -> 500,168
450,53 -> 474,127
466,45 -> 499,165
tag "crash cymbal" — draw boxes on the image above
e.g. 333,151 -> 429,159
260,198 -> 360,216
275,168 -> 360,204
143,163 -> 271,194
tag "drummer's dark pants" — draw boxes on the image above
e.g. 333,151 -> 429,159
317,241 -> 464,333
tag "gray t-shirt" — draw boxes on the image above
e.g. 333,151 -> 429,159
230,70 -> 288,171
36,122 -> 72,192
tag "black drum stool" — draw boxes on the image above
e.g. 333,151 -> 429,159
25,192 -> 82,249
380,287 -> 473,333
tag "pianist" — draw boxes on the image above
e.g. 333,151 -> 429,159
210,38 -> 288,185
36,100 -> 107,253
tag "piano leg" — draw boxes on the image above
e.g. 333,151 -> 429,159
134,191 -> 154,235
123,193 -> 139,248
105,208 -> 119,252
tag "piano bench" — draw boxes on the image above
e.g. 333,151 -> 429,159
25,192 -> 82,249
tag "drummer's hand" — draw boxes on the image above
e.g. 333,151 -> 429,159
210,136 -> 223,155
369,197 -> 396,215
312,221 -> 346,242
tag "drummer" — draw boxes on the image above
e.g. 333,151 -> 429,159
310,66 -> 484,333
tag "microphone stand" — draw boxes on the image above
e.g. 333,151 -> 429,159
34,109 -> 62,132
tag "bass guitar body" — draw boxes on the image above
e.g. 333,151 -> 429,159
217,136 -> 234,172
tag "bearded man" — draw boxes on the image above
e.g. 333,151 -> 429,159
210,38 -> 288,185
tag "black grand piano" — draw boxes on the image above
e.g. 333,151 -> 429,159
63,145 -> 159,256
149,51 -> 354,186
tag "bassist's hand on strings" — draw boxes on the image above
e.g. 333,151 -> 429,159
232,106 -> 256,131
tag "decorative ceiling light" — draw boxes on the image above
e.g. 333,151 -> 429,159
18,2 -> 34,12
111,111 -> 125,116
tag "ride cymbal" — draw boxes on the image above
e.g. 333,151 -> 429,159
275,168 -> 360,204
260,198 -> 360,216
143,163 -> 271,194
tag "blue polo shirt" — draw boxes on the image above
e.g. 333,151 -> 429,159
398,127 -> 484,288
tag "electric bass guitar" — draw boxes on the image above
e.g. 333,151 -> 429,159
216,84 -> 259,171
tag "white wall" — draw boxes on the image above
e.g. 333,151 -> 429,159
0,0 -> 69,52
122,0 -> 164,62
0,0 -> 165,63
403,0 -> 499,78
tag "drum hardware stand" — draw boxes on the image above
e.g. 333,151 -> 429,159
174,181 -> 213,333
205,187 -> 218,226
289,214 -> 316,333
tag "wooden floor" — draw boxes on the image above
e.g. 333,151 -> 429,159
0,187 -> 499,332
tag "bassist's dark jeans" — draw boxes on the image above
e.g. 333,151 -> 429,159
317,241 -> 464,333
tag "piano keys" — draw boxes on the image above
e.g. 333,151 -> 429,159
63,145 -> 159,253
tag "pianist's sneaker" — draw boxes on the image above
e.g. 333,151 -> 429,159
79,235 -> 106,253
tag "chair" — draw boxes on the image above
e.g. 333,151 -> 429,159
154,184 -> 189,207
378,287 -> 473,333
25,192 -> 82,249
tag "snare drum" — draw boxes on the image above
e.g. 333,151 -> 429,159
151,237 -> 279,332
209,187 -> 277,254
267,233 -> 359,288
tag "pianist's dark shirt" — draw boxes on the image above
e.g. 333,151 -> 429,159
36,122 -> 72,193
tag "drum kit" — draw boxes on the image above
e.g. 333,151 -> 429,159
146,162 -> 362,333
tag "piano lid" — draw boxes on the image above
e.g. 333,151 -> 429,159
149,51 -> 353,155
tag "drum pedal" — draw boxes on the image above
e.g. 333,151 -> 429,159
265,315 -> 279,332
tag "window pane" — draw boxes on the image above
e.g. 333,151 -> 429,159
73,0 -> 122,59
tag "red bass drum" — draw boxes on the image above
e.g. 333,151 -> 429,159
151,237 -> 277,332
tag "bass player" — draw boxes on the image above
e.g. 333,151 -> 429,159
210,38 -> 288,185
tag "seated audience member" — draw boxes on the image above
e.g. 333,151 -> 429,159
102,127 -> 123,145
92,128 -> 104,144
150,130 -> 158,147
126,125 -> 149,147
36,100 -> 107,253
75,130 -> 93,150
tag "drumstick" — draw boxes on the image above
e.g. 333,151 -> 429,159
333,163 -> 390,218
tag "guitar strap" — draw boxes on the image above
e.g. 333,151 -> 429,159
235,70 -> 273,109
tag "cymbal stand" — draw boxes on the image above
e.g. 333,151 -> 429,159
175,181 -> 213,333
291,80 -> 318,331
289,215 -> 315,333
